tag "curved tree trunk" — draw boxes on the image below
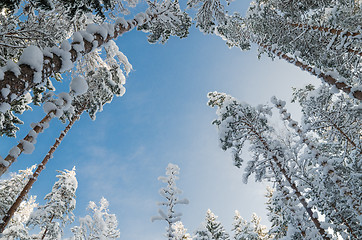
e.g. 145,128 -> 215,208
0,110 -> 56,177
0,110 -> 83,233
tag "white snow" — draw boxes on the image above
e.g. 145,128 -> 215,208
9,146 -> 21,158
10,93 -> 17,101
102,23 -> 115,38
18,46 -> 44,84
80,31 -> 94,43
43,102 -> 57,114
50,46 -> 73,72
0,69 -> 4,80
1,87 -> 10,99
86,24 -> 108,39
2,60 -> 21,77
28,129 -> 38,144
20,140 -> 35,154
57,92 -> 72,110
115,18 -> 128,28
61,40 -> 71,52
0,156 -> 9,167
70,76 -> 88,96
18,46 -> 43,72
0,102 -> 11,113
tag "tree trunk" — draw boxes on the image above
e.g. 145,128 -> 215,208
0,110 -> 56,177
289,23 -> 362,57
258,42 -> 362,101
0,110 -> 83,233
40,214 -> 55,240
290,23 -> 361,38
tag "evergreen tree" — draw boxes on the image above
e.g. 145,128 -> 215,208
171,221 -> 192,240
271,93 -> 361,239
152,163 -> 189,239
209,91 -> 361,239
264,187 -> 288,239
27,167 -> 78,239
0,166 -> 35,220
232,211 -> 270,240
208,92 -> 331,239
71,197 -> 120,240
194,209 -> 229,240
0,196 -> 37,240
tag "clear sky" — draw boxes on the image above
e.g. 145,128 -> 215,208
0,1 -> 321,239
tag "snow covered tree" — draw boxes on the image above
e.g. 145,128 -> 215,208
0,166 -> 35,220
232,211 -> 270,240
152,163 -> 189,239
27,167 -> 78,239
208,92 -> 331,239
189,0 -> 362,100
71,197 -> 120,240
171,221 -> 192,240
0,196 -> 37,240
292,84 -> 361,154
208,91 -> 361,239
194,209 -> 229,240
264,187 -> 288,239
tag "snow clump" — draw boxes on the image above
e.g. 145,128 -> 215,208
70,76 -> 88,96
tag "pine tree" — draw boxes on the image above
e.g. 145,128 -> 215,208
194,209 -> 229,240
152,163 -> 189,239
232,211 -> 270,240
207,92 -> 331,239
209,91 -> 361,239
292,84 -> 361,153
71,197 -> 120,240
27,167 -> 77,239
0,196 -> 37,240
171,221 -> 192,240
264,186 -> 299,239
0,166 -> 35,220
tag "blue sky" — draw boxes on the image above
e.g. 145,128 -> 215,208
0,1 -> 321,239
